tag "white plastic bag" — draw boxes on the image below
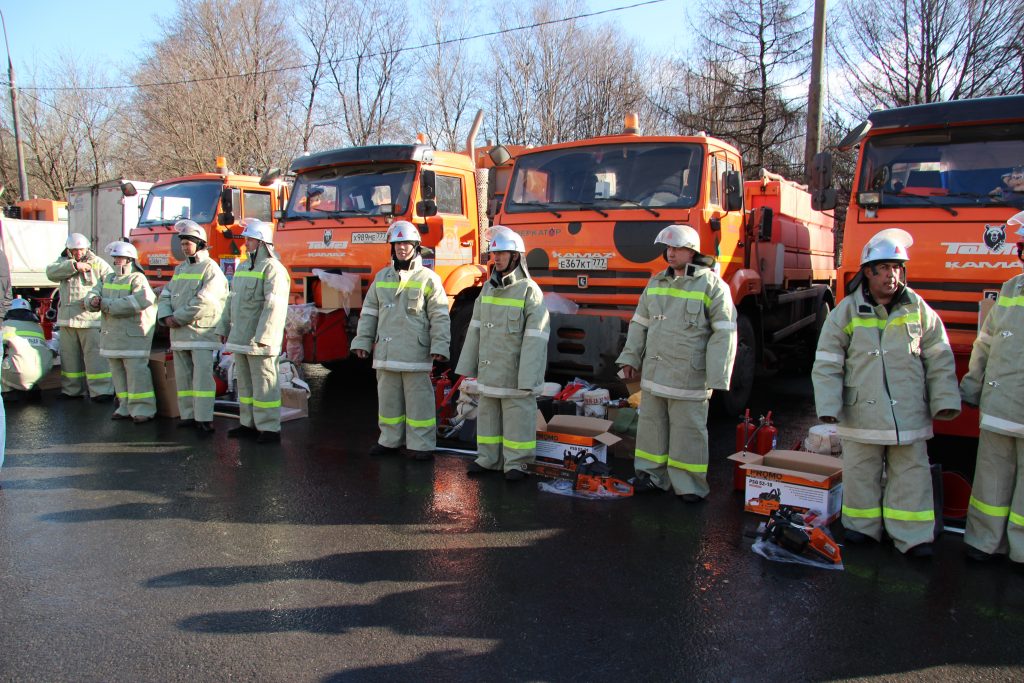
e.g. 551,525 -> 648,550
313,269 -> 360,314
544,291 -> 579,315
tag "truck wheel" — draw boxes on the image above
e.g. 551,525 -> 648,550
714,315 -> 756,418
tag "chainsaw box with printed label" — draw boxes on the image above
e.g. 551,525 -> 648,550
535,413 -> 622,467
728,450 -> 843,524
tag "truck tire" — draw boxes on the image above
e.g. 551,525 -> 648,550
714,314 -> 756,418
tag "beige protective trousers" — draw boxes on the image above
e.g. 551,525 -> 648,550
110,357 -> 156,418
840,439 -> 935,553
376,370 -> 436,452
174,350 -> 217,422
476,394 -> 535,473
235,354 -> 280,433
60,327 -> 112,397
965,430 -> 1024,562
634,392 -> 710,497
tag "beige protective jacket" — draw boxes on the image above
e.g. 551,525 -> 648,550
961,273 -> 1024,437
617,259 -> 737,399
87,269 -> 157,358
813,285 -> 961,445
351,255 -> 451,371
218,249 -> 290,356
157,250 -> 228,351
46,251 -> 112,328
455,264 -> 549,398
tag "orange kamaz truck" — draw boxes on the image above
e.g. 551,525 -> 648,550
273,114 -> 491,367
130,157 -> 287,286
491,116 -> 836,413
813,95 -> 1024,437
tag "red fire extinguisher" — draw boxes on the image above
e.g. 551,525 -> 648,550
434,370 -> 451,412
733,409 -> 779,491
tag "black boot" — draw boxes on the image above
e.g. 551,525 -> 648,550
227,425 -> 259,439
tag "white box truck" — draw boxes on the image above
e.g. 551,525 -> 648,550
67,179 -> 152,249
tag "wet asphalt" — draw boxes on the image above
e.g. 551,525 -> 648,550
1,366 -> 1023,682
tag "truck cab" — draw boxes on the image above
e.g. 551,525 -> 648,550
274,140 -> 487,366
130,158 -> 286,286
493,117 -> 834,412
816,95 -> 1024,437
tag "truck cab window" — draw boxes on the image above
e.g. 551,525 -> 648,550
435,175 -> 464,215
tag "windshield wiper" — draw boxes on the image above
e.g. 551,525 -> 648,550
555,201 -> 609,217
511,201 -> 562,218
888,190 -> 958,216
595,196 -> 661,217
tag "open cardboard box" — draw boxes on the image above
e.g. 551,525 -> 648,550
728,449 -> 843,525
149,350 -> 180,418
535,411 -> 622,467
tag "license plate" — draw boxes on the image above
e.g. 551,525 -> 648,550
352,232 -> 387,244
558,257 -> 607,270
149,254 -> 169,266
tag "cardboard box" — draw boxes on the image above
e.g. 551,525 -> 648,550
149,351 -> 180,418
728,449 -> 843,524
535,413 -> 622,467
321,280 -> 362,311
280,385 -> 309,422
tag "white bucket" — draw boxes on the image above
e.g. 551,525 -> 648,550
804,423 -> 842,455
583,388 -> 610,418
540,382 -> 562,397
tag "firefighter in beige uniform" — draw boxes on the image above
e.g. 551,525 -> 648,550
86,242 -> 157,422
2,298 -> 53,394
960,210 -> 1024,563
158,220 -> 228,433
218,220 -> 290,443
351,221 -> 451,460
616,225 -> 737,501
45,233 -> 113,400
813,229 -> 960,557
456,227 -> 549,481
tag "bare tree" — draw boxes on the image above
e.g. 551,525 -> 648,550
408,0 -> 481,152
831,0 -> 1021,115
128,0 -> 300,178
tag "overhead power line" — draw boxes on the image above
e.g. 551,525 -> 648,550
11,0 -> 668,93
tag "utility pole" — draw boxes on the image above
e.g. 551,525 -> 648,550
804,0 -> 826,184
1,10 -> 29,201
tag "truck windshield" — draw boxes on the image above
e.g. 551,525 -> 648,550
286,164 -> 415,218
858,123 -> 1024,209
138,180 -> 221,226
504,142 -> 703,213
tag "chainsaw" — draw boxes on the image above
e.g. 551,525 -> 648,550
529,452 -> 633,497
759,506 -> 842,565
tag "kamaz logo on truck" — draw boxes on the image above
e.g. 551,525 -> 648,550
942,240 -> 1018,269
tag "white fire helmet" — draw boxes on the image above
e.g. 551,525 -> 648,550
386,220 -> 421,244
240,219 -> 274,245
175,219 -> 208,243
654,224 -> 700,252
486,225 -> 526,253
1008,210 -> 1024,239
66,233 -> 90,250
106,241 -> 139,260
10,297 -> 31,311
859,228 -> 913,267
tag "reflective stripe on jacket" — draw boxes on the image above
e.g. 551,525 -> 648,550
351,255 -> 451,372
46,252 -> 112,328
616,261 -> 737,400
219,249 -> 290,356
157,250 -> 228,351
961,273 -> 1024,437
813,285 -> 961,445
88,269 -> 156,359
455,264 -> 549,397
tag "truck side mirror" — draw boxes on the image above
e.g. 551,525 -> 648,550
420,170 -> 436,201
487,145 -> 511,167
756,206 -> 773,241
810,151 -> 838,211
416,199 -> 438,217
219,187 -> 235,225
723,171 -> 743,212
120,181 -> 137,198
